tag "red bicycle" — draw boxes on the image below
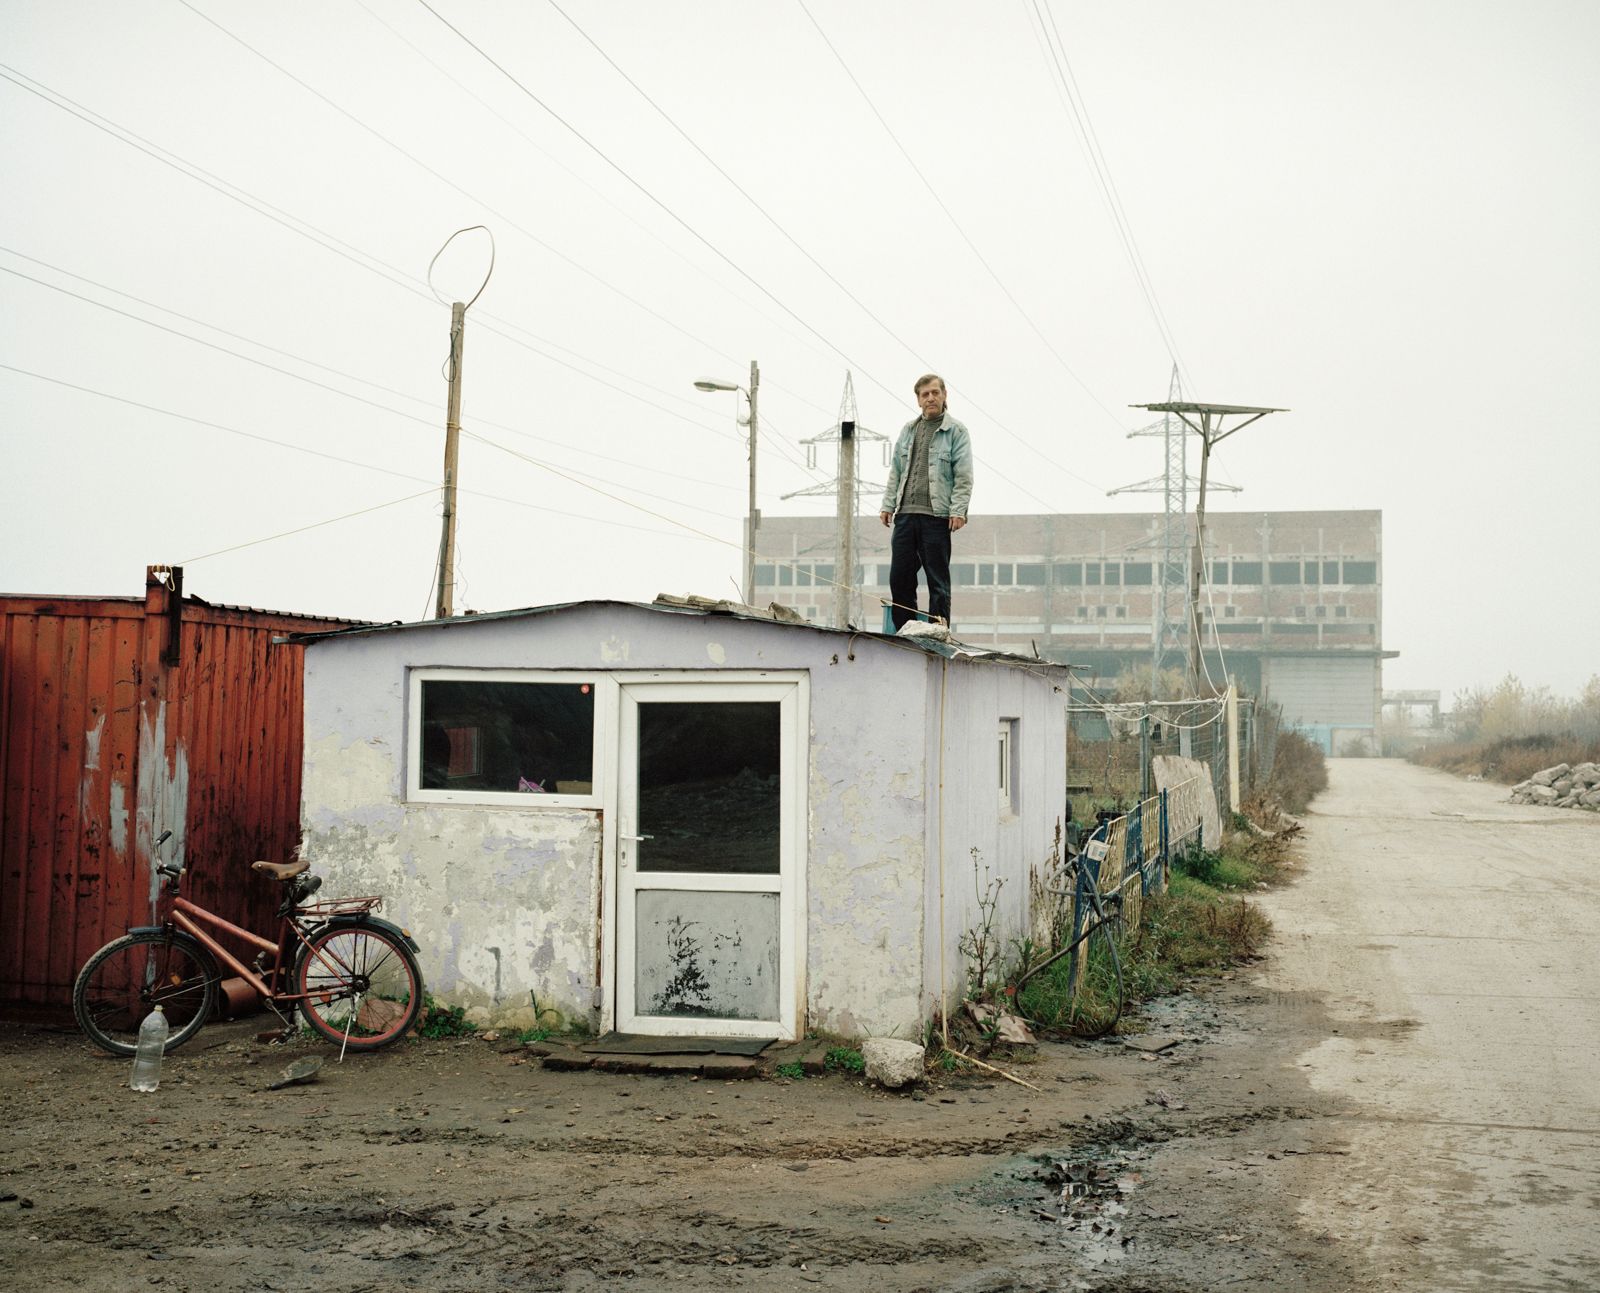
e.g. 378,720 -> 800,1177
72,831 -> 424,1057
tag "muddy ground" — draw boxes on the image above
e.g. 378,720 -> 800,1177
1,975 -> 1384,1293
14,755 -> 1593,1292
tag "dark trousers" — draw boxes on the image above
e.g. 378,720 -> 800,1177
889,514 -> 953,630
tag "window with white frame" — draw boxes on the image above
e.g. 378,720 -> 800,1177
410,670 -> 602,805
998,719 -> 1018,813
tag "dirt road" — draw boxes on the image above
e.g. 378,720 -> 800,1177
1254,757 -> 1600,1291
1,757 -> 1594,1291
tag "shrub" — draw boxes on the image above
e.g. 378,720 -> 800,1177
418,995 -> 476,1039
1268,730 -> 1328,813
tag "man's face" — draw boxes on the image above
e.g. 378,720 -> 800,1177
917,381 -> 946,419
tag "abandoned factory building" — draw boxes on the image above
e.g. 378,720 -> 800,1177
755,509 -> 1393,754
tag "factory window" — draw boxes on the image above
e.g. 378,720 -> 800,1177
754,564 -> 776,587
1085,564 -> 1102,586
1343,561 -> 1377,584
1231,562 -> 1262,584
814,564 -> 834,586
1095,606 -> 1108,618
1269,561 -> 1301,585
1016,563 -> 1046,585
795,565 -> 812,587
1114,606 -> 1128,618
1335,606 -> 1349,618
978,563 -> 994,585
1056,563 -> 1083,586
1315,605 -> 1327,618
1225,606 -> 1238,618
996,563 -> 1014,586
1103,564 -> 1121,586
1294,606 -> 1307,618
952,563 -> 975,586
1123,563 -> 1152,586
1076,606 -> 1088,619
1303,562 -> 1320,584
778,565 -> 793,586
1211,562 -> 1229,584
1324,561 -> 1341,584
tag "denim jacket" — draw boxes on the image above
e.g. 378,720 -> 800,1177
880,414 -> 974,518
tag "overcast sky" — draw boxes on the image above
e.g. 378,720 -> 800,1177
4,1 -> 1597,702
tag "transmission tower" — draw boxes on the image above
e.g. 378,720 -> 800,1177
782,373 -> 888,628
1108,365 -> 1238,679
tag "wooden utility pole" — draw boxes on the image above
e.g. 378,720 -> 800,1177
435,300 -> 466,620
745,360 -> 760,607
834,417 -> 856,628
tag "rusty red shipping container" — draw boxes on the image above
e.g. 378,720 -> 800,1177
0,566 -> 357,1011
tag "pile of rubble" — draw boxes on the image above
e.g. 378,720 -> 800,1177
1509,762 -> 1600,811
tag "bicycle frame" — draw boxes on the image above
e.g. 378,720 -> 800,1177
163,893 -> 383,1010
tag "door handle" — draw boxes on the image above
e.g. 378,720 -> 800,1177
621,833 -> 654,842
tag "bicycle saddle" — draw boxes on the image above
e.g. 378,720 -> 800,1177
252,858 -> 311,881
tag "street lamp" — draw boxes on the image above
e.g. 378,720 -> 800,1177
693,360 -> 760,605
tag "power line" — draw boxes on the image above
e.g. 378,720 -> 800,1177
1025,0 -> 1195,394
492,2 -> 1106,510
796,0 -> 1126,438
0,362 -> 717,544
0,254 -> 764,517
181,489 -> 437,564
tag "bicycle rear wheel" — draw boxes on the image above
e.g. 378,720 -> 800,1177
73,930 -> 219,1056
295,923 -> 423,1051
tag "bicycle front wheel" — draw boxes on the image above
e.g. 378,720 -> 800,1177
1071,903 -> 1125,1039
295,924 -> 423,1051
73,930 -> 218,1056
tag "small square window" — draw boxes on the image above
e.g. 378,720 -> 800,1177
1076,606 -> 1088,619
1225,606 -> 1238,618
1336,606 -> 1349,618
1114,606 -> 1127,618
1294,606 -> 1307,618
1315,605 -> 1327,618
1095,606 -> 1108,618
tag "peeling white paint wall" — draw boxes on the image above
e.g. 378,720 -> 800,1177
137,701 -> 188,915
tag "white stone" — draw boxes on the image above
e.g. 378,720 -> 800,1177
1531,764 -> 1570,787
1530,786 -> 1559,804
862,1037 -> 925,1089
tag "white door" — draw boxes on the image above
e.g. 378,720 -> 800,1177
616,679 -> 803,1038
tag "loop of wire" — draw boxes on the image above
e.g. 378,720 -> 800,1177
427,224 -> 496,310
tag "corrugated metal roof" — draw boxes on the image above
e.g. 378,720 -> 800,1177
288,597 -> 1073,673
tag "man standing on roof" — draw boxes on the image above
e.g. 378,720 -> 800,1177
879,373 -> 974,631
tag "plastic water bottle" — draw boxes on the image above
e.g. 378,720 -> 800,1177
129,1005 -> 169,1092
